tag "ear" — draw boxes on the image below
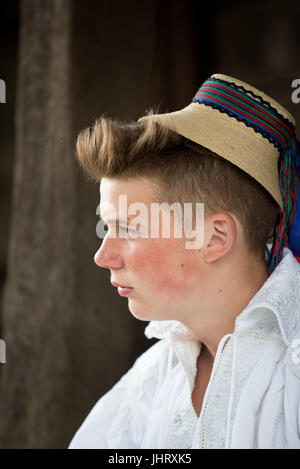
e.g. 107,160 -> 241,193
203,212 -> 237,263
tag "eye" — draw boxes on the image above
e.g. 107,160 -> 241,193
119,225 -> 135,234
96,219 -> 109,240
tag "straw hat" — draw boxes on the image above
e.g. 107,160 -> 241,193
138,74 -> 300,271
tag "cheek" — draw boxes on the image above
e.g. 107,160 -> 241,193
128,242 -> 200,297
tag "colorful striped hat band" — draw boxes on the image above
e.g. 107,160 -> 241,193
138,74 -> 300,273
192,76 -> 300,273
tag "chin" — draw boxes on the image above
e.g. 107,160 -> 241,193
128,306 -> 151,321
127,300 -> 153,321
128,300 -> 169,322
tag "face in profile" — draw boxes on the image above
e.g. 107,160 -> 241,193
94,176 -> 208,322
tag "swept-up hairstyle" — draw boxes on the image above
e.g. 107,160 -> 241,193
75,108 -> 281,265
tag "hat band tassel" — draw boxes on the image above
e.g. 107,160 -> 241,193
192,76 -> 300,272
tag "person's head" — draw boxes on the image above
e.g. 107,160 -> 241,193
74,110 -> 280,323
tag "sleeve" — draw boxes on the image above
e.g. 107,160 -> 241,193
68,340 -> 164,449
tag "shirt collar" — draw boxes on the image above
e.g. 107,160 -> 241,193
144,247 -> 300,346
234,247 -> 300,345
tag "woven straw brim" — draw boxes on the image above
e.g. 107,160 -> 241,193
137,74 -> 297,213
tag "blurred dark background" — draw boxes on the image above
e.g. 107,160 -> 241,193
0,0 -> 299,448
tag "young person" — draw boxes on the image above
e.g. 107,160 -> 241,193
68,74 -> 300,449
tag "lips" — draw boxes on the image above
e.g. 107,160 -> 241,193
111,281 -> 133,289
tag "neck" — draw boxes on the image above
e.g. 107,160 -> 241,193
183,257 -> 270,362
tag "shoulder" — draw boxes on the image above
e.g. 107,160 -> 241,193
277,316 -> 300,447
68,339 -> 171,448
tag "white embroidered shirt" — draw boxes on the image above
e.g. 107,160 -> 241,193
68,247 -> 300,449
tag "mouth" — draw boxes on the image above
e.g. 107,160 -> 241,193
111,281 -> 133,289
111,281 -> 134,297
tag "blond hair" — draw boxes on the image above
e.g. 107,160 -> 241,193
75,108 -> 281,264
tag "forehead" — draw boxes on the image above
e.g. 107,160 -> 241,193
100,176 -> 157,200
99,177 -> 158,218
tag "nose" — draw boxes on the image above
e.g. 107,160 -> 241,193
94,236 -> 124,269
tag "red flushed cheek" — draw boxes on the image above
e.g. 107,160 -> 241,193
128,241 -> 200,297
